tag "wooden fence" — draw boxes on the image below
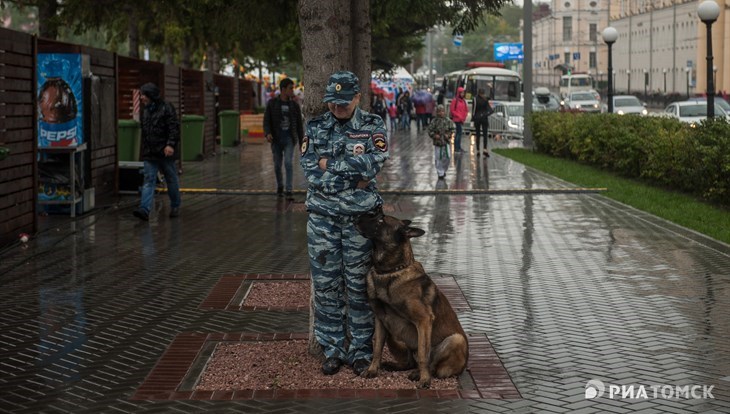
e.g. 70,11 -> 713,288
0,28 -> 36,247
0,28 -> 247,247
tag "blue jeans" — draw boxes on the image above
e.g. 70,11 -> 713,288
400,112 -> 410,130
272,139 -> 294,192
140,157 -> 181,213
454,122 -> 463,151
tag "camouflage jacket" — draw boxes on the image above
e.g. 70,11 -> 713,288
300,107 -> 389,217
428,116 -> 454,147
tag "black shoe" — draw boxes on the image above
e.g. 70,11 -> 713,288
285,191 -> 293,200
169,207 -> 180,218
277,187 -> 284,197
322,357 -> 343,375
133,208 -> 149,221
352,359 -> 370,376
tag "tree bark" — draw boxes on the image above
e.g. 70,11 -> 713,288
37,0 -> 59,39
298,0 -> 373,358
298,0 -> 352,120
127,5 -> 140,58
351,0 -> 371,110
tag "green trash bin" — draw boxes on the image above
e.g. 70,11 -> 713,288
117,119 -> 141,161
181,114 -> 206,161
218,110 -> 240,147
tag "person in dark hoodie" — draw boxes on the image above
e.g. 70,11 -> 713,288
133,82 -> 181,221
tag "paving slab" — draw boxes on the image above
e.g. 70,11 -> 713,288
0,127 -> 728,413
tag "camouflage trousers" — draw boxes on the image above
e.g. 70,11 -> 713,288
307,212 -> 374,363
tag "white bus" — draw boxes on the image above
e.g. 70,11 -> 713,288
559,73 -> 594,98
440,62 -> 522,132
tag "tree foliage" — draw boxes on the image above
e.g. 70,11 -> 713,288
2,0 -> 511,73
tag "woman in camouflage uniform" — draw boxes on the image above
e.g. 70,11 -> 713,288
300,71 -> 390,376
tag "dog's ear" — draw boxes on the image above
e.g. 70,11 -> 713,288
402,220 -> 412,226
405,226 -> 425,239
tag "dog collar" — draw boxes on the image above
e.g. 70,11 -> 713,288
375,261 -> 412,275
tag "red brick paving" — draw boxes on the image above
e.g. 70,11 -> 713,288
132,332 -> 520,400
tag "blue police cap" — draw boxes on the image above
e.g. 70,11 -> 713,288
323,71 -> 360,105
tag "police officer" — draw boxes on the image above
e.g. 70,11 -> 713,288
300,71 -> 390,376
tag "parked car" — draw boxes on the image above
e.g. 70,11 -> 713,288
661,100 -> 730,126
690,96 -> 730,114
603,95 -> 648,115
533,87 -> 561,112
564,91 -> 601,113
488,101 -> 524,139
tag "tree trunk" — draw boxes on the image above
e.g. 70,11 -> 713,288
298,0 -> 352,120
351,0 -> 371,111
37,0 -> 58,39
181,44 -> 192,69
298,0 -> 372,358
127,6 -> 140,58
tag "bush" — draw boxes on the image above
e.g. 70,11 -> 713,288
529,112 -> 729,205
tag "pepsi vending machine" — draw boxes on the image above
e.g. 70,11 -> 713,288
36,53 -> 93,214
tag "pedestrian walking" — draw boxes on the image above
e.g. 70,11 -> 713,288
300,70 -> 390,376
428,104 -> 454,179
449,86 -> 468,152
264,78 -> 304,199
133,82 -> 181,221
387,101 -> 398,131
397,91 -> 412,131
472,88 -> 492,157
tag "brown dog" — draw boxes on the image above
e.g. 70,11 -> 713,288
355,211 -> 468,388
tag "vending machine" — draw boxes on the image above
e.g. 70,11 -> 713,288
36,53 -> 93,216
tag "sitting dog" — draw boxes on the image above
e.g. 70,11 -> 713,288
355,211 -> 468,388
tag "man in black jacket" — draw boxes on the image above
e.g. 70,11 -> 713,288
264,78 -> 304,199
133,82 -> 181,221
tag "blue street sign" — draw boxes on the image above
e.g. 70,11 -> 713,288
494,43 -> 524,62
573,52 -> 581,60
453,34 -> 463,47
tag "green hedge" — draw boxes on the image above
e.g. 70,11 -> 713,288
530,112 -> 730,205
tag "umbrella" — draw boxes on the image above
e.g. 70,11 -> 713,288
411,90 -> 433,105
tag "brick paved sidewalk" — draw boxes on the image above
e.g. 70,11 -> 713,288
0,129 -> 728,413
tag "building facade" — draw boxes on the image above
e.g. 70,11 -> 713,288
532,0 -> 728,96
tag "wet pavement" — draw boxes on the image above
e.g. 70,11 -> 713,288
1,126 -> 729,413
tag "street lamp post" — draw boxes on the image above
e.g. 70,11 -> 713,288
686,67 -> 691,99
663,68 -> 667,93
698,0 -> 720,118
627,69 -> 631,94
643,69 -> 648,98
602,27 -> 618,113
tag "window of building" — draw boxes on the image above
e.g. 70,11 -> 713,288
589,52 -> 596,69
564,52 -> 571,65
563,16 -> 572,41
589,23 -> 597,42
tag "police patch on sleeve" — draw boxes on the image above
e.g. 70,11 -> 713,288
300,136 -> 309,156
372,133 -> 387,152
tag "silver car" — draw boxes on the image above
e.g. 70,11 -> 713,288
606,95 -> 648,115
565,91 -> 601,113
662,100 -> 730,126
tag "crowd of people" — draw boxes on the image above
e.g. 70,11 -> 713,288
370,88 -> 437,133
